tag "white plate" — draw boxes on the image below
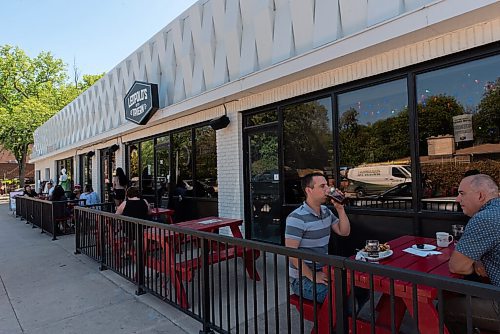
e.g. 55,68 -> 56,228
359,249 -> 393,261
411,244 -> 436,251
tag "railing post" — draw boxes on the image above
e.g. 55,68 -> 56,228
30,199 -> 36,228
135,222 -> 145,295
51,202 -> 57,240
74,209 -> 81,254
199,238 -> 214,334
40,201 -> 45,234
99,216 -> 107,271
18,197 -> 24,220
334,267 -> 348,334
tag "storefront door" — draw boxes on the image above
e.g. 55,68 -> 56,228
245,130 -> 281,244
100,150 -> 115,203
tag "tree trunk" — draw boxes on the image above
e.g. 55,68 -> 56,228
18,148 -> 27,188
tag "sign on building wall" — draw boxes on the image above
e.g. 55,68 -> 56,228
453,114 -> 474,142
124,81 -> 159,125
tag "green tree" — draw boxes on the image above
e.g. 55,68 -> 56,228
367,108 -> 410,162
417,95 -> 464,156
339,108 -> 369,166
474,78 -> 500,144
283,101 -> 332,169
0,45 -> 104,186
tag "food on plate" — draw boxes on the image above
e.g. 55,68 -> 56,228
363,243 -> 390,252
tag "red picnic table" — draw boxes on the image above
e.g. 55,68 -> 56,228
314,235 -> 460,334
143,216 -> 260,308
149,207 -> 175,224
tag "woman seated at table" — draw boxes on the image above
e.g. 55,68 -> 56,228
79,184 -> 100,206
23,185 -> 38,197
115,186 -> 151,219
51,185 -> 67,201
115,187 -> 151,257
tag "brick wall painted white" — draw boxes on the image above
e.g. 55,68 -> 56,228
216,109 -> 245,235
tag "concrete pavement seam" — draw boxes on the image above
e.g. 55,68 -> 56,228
0,273 -> 24,333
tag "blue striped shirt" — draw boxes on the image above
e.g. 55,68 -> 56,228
457,197 -> 500,286
285,202 -> 339,278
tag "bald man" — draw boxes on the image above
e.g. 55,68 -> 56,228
446,174 -> 499,334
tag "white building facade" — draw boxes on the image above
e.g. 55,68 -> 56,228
33,0 -> 500,245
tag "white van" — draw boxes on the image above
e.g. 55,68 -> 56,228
346,165 -> 411,197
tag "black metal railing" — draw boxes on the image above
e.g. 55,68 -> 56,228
15,196 -> 86,239
74,207 -> 500,334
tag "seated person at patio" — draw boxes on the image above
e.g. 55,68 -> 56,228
44,181 -> 54,199
69,184 -> 82,200
285,172 -> 350,303
115,186 -> 150,220
51,185 -> 68,201
447,174 -> 500,333
23,185 -> 37,197
79,184 -> 100,206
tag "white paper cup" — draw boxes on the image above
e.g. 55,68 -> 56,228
436,232 -> 453,247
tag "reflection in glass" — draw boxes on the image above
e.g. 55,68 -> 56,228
81,155 -> 92,187
195,126 -> 217,198
417,54 -> 500,210
140,140 -> 155,204
100,152 -> 115,202
248,131 -> 280,244
338,79 -> 411,208
246,110 -> 278,126
129,145 -> 139,188
282,97 -> 333,204
172,130 -> 193,194
155,136 -> 169,208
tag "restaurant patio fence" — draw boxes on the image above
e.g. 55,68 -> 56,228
71,206 -> 500,334
14,196 -> 114,240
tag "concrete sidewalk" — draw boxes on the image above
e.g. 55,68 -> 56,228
0,203 -> 200,334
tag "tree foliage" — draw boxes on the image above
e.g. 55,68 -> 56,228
417,95 -> 464,156
283,101 -> 332,169
0,45 -> 104,186
474,78 -> 500,144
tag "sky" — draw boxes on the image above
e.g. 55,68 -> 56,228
0,0 -> 198,77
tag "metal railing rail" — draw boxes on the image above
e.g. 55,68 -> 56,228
15,196 -> 86,240
74,206 -> 500,334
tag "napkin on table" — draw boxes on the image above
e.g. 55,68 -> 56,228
355,252 -> 367,261
403,248 -> 442,257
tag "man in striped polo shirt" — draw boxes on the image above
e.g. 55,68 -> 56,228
285,172 -> 351,302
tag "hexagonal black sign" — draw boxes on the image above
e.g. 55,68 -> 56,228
124,81 -> 159,125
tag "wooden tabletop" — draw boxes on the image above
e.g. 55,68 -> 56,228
175,216 -> 243,232
353,235 -> 461,299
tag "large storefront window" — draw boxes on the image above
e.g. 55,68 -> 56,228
129,145 -> 139,188
337,79 -> 411,209
172,130 -> 193,191
79,153 -> 93,187
195,126 -> 217,198
140,140 -> 155,204
126,123 -> 218,220
417,54 -> 500,211
100,149 -> 116,203
283,97 -> 333,204
155,136 -> 169,208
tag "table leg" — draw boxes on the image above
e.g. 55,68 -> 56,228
144,235 -> 189,309
315,287 -> 336,334
403,298 -> 450,334
375,294 -> 407,331
229,224 -> 261,281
